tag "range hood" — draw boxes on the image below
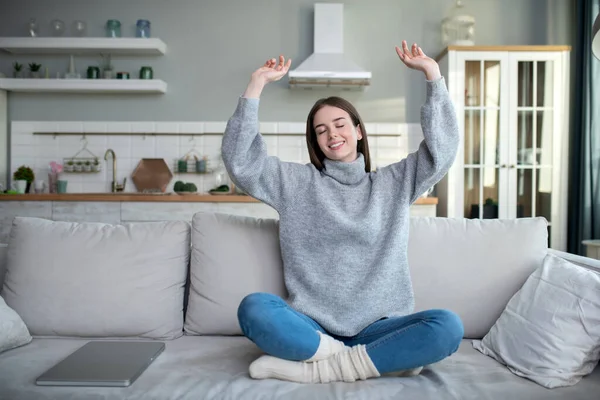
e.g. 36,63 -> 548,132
289,3 -> 371,90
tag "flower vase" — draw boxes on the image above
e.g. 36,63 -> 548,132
48,173 -> 58,193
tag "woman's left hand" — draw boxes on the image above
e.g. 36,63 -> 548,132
395,40 -> 441,81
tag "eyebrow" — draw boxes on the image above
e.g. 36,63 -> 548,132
314,117 -> 346,130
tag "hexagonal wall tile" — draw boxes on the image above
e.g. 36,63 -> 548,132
131,158 -> 173,192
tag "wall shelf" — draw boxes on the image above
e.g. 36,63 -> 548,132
0,78 -> 167,93
0,37 -> 167,55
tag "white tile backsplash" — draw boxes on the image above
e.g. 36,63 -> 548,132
83,122 -> 107,133
131,122 -> 156,133
106,122 -> 131,134
178,122 -> 203,134
10,121 -> 421,193
56,122 -> 84,133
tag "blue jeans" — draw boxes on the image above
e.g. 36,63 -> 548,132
237,292 -> 464,375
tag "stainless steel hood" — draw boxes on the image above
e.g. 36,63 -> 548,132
289,3 -> 372,90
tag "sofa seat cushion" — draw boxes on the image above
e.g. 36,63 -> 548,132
1,337 -> 598,400
1,217 -> 190,340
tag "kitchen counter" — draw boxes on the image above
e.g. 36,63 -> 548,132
0,193 -> 439,204
0,194 -> 439,243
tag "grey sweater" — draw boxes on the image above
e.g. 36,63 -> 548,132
222,77 -> 459,336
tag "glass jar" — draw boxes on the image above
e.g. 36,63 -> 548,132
214,156 -> 230,188
105,19 -> 121,38
139,66 -> 153,79
136,19 -> 151,38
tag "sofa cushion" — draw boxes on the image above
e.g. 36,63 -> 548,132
0,295 -> 32,354
408,217 -> 548,338
473,253 -> 600,388
184,212 -> 286,335
1,217 -> 190,340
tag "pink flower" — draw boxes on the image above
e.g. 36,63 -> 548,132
49,161 -> 63,174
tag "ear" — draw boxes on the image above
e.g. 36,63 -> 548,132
356,124 -> 363,140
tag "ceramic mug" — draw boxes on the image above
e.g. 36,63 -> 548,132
11,180 -> 27,193
34,180 -> 46,193
57,180 -> 68,193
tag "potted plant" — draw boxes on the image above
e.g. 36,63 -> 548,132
65,160 -> 74,172
84,160 -> 92,172
13,165 -> 35,193
92,158 -> 101,172
75,161 -> 83,172
28,63 -> 42,78
13,62 -> 22,78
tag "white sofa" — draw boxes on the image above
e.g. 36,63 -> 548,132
0,213 -> 599,400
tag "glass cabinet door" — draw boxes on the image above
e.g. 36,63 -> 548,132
463,59 -> 504,219
510,56 -> 559,242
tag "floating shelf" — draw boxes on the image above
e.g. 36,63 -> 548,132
0,78 -> 167,93
0,37 -> 167,55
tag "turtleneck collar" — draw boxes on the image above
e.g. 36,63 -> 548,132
322,153 -> 367,185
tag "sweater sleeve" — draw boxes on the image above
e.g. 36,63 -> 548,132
383,77 -> 459,204
221,96 -> 312,212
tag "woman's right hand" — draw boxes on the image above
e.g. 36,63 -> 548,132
251,55 -> 292,85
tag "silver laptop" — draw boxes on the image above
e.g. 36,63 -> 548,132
35,341 -> 165,387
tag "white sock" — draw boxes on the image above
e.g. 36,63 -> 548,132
305,331 -> 348,362
249,344 -> 380,383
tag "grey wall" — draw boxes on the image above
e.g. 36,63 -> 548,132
0,0 -> 574,124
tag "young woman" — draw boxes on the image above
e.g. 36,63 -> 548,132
221,41 -> 464,384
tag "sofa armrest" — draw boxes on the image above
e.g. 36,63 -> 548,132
0,243 -> 7,289
548,248 -> 600,272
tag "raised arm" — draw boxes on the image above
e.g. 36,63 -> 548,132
383,41 -> 459,204
221,56 -> 312,212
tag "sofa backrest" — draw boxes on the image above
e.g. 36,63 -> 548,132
1,217 -> 190,340
183,213 -> 549,339
408,216 -> 548,338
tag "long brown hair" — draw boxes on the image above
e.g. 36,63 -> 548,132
305,96 -> 371,172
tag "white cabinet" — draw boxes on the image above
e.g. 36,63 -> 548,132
435,46 -> 571,250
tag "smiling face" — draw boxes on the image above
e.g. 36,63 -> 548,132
305,96 -> 371,172
313,105 -> 363,163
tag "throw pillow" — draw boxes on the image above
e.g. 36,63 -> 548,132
0,295 -> 32,353
472,253 -> 600,388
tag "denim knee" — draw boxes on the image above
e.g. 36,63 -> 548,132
237,292 -> 280,335
429,309 -> 464,354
